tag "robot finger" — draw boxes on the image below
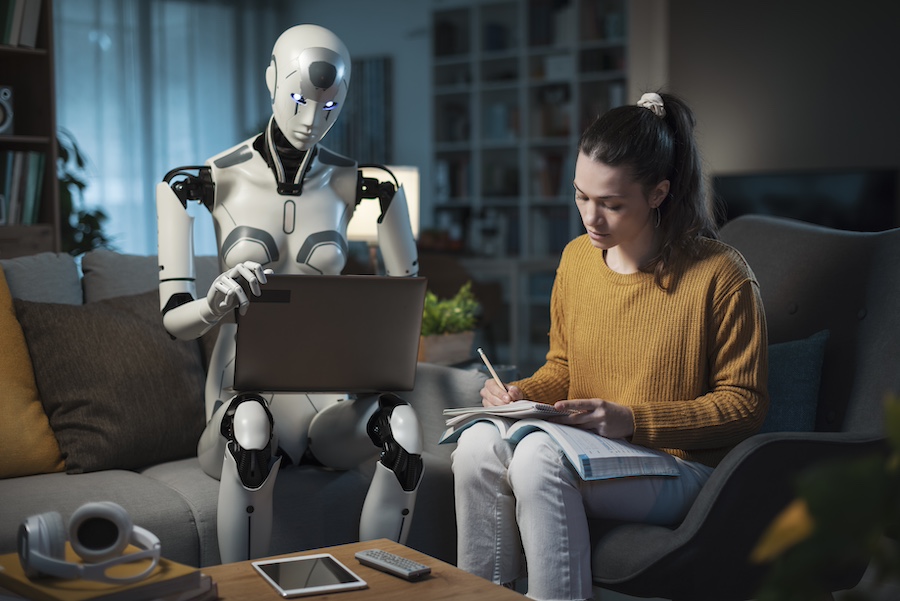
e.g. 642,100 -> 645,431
231,285 -> 251,315
213,277 -> 245,309
236,263 -> 266,297
214,278 -> 237,299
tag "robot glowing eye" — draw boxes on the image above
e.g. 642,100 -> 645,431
291,93 -> 307,105
323,101 -> 338,111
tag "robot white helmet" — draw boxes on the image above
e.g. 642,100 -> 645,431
265,24 -> 351,151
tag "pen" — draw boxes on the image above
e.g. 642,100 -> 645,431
477,347 -> 508,392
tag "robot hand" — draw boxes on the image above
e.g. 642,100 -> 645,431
205,262 -> 272,320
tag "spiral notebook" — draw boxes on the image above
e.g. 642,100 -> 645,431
233,274 -> 427,393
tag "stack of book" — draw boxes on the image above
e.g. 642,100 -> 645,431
0,545 -> 217,601
0,0 -> 42,48
0,150 -> 45,226
440,400 -> 681,481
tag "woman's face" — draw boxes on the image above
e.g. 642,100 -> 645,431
573,152 -> 668,252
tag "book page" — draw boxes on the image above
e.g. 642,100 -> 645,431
443,401 -> 571,426
439,415 -> 515,444
507,420 -> 679,480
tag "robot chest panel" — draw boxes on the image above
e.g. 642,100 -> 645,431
213,177 -> 353,276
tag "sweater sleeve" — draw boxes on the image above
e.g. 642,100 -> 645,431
630,277 -> 769,453
513,254 -> 571,404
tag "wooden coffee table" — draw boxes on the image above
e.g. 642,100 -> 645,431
202,538 -> 525,600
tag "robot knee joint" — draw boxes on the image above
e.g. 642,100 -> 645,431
220,393 -> 275,489
366,394 -> 424,492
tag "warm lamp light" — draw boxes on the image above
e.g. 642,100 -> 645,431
347,165 -> 420,243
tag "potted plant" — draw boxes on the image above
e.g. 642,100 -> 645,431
418,281 -> 480,365
57,128 -> 114,255
751,395 -> 900,600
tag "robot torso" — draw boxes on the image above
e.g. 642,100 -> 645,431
207,137 -> 359,276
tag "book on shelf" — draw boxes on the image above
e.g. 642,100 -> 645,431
0,1 -> 12,45
1,149 -> 45,225
16,0 -> 41,48
439,400 -> 680,481
0,0 -> 40,47
22,151 -> 45,223
3,0 -> 25,46
4,151 -> 26,224
0,544 -> 206,601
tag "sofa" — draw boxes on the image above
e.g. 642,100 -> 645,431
0,249 -> 488,568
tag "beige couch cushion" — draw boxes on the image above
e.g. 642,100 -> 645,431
0,267 -> 64,478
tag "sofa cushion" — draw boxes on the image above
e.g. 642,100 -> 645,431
81,250 -> 221,303
0,252 -> 81,304
81,250 -> 224,368
13,290 -> 207,473
0,267 -> 64,478
0,469 -> 204,567
761,330 -> 829,433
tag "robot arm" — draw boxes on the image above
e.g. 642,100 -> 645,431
156,167 -> 269,340
357,166 -> 418,277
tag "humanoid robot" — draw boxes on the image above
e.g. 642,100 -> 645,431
155,24 -> 424,563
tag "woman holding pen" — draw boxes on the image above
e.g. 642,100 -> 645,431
451,92 -> 768,601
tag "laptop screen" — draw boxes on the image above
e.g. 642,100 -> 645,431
233,274 -> 427,393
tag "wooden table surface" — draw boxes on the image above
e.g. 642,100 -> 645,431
202,538 -> 525,600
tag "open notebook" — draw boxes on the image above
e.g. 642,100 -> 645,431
234,274 -> 427,393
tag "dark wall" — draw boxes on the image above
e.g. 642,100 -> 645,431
667,0 -> 900,176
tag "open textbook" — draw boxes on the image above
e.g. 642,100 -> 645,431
443,399 -> 577,426
440,401 -> 679,481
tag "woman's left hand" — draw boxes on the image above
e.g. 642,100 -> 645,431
553,399 -> 635,439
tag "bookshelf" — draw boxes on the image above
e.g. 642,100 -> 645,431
0,0 -> 60,258
431,0 -> 629,372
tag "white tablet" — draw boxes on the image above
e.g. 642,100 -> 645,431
252,553 -> 368,598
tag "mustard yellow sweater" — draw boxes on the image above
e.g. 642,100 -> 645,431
515,235 -> 769,467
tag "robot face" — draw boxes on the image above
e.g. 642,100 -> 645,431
267,25 -> 351,150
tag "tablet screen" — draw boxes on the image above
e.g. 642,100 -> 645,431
252,553 -> 368,597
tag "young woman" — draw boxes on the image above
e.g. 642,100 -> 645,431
451,92 -> 769,601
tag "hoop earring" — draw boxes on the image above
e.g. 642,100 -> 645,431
654,206 -> 661,229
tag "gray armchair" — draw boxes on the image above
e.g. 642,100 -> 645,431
590,215 -> 897,600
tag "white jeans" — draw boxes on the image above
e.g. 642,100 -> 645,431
451,422 -> 714,601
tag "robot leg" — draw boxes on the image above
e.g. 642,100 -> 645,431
359,393 -> 424,544
215,393 -> 281,563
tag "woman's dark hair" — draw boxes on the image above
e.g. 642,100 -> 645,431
578,92 -> 719,289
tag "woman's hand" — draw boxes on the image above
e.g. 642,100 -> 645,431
480,379 -> 524,407
553,398 -> 635,439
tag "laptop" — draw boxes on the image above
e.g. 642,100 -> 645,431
233,274 -> 427,393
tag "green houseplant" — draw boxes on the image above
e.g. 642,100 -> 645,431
418,281 -> 480,365
57,128 -> 114,255
751,395 -> 900,601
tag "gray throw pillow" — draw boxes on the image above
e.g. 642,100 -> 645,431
761,329 -> 829,433
13,290 -> 207,473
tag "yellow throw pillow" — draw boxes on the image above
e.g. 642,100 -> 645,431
0,266 -> 64,478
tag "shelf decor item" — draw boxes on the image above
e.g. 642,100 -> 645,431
430,0 -> 630,372
418,281 -> 480,365
0,0 -> 63,258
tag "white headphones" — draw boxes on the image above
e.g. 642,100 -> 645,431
18,501 -> 161,584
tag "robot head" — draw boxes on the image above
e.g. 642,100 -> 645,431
266,24 -> 351,150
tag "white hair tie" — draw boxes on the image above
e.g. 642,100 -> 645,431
637,93 -> 666,118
